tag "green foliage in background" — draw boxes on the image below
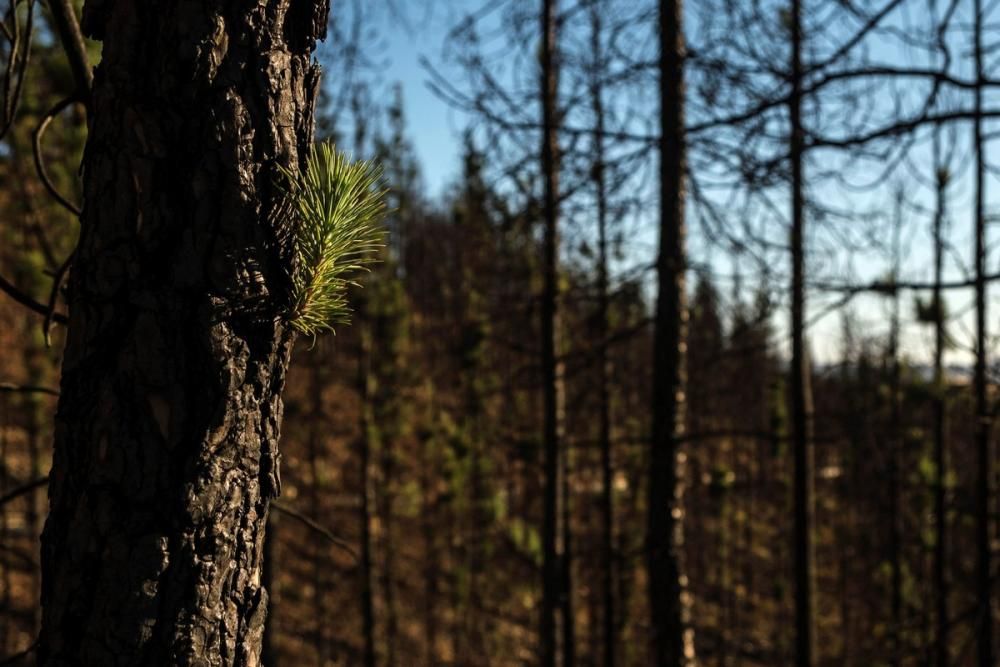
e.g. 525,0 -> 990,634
283,142 -> 387,336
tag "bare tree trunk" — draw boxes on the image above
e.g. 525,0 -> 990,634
0,404 -> 8,657
931,131 -> 949,667
789,1 -> 816,665
308,352 -> 329,665
540,0 -> 564,664
379,419 -> 398,667
973,0 -> 994,661
350,88 -> 377,667
561,449 -> 575,667
420,430 -> 438,667
358,329 -> 377,667
888,190 -> 903,667
648,0 -> 695,664
39,1 -> 328,664
588,2 -> 616,664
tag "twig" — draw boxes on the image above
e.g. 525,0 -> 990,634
43,249 -> 74,346
0,382 -> 58,396
813,272 -> 1000,294
0,0 -> 34,141
271,500 -> 358,561
46,0 -> 92,98
0,476 -> 47,509
33,96 -> 82,217
0,270 -> 68,323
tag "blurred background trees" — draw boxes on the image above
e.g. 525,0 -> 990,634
5,0 -> 1000,665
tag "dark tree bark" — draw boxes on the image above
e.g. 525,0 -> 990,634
931,131 -> 949,667
262,517 -> 279,666
378,401 -> 399,667
358,328 -> 377,667
888,190 -> 903,667
420,429 -> 439,667
588,2 -> 616,665
539,0 -> 565,664
648,0 -> 695,665
789,0 -> 816,664
307,351 -> 329,665
38,2 -> 328,664
561,448 -> 575,667
973,0 -> 994,663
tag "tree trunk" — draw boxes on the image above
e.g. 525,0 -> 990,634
648,0 -> 695,664
308,350 -> 329,665
378,414 -> 398,667
973,3 -> 994,665
931,130 -> 949,667
262,517 -> 279,666
39,2 -> 328,664
588,3 -> 616,664
420,429 -> 438,667
888,190 -> 903,667
789,0 -> 816,664
561,449 -> 575,667
539,0 -> 564,664
358,329 -> 377,667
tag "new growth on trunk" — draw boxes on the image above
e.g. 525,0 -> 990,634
40,2 -> 332,664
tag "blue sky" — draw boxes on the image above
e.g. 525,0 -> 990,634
371,3 -> 478,198
348,1 -> 1000,368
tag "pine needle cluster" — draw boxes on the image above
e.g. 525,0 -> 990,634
283,142 -> 387,336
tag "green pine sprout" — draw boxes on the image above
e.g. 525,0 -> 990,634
282,142 -> 387,336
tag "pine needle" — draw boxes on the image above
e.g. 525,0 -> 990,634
282,142 -> 387,336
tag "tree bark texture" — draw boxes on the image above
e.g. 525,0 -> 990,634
39,2 -> 328,665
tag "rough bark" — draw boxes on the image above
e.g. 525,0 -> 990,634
39,2 -> 328,665
261,517 -> 278,665
648,0 -> 695,665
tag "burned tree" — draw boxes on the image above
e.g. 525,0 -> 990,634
38,1 -> 331,664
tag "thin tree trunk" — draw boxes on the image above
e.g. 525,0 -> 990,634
358,329 -> 377,667
648,0 -> 695,664
888,190 -> 903,667
931,130 -> 949,667
974,0 -> 993,657
0,401 -> 8,657
789,0 -> 816,664
421,430 -> 438,667
588,2 -> 616,664
308,352 -> 328,665
540,0 -> 564,663
561,447 -> 575,667
351,89 -> 376,667
467,350 -> 490,663
379,420 -> 398,667
39,2 -> 328,664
